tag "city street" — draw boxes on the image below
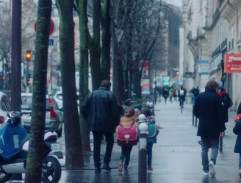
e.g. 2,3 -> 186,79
57,99 -> 240,183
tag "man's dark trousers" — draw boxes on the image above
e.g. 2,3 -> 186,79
93,131 -> 114,169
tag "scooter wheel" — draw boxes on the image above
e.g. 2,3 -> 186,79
0,167 -> 11,183
42,156 -> 61,183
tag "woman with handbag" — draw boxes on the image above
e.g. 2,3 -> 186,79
141,108 -> 159,171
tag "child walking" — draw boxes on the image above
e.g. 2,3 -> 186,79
141,108 -> 159,171
117,107 -> 137,173
234,111 -> 241,177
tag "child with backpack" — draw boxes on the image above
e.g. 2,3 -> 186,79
116,107 -> 138,173
141,108 -> 159,171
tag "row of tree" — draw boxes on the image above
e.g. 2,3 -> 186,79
18,0 -> 176,182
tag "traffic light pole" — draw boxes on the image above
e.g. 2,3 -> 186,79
11,0 -> 22,180
26,61 -> 30,93
11,0 -> 22,111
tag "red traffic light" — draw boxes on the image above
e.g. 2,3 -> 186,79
26,50 -> 32,62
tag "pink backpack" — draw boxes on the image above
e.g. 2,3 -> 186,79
116,121 -> 138,146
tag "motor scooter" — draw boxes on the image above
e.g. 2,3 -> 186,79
0,111 -> 61,183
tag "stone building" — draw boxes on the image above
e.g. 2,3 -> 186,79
181,0 -> 241,110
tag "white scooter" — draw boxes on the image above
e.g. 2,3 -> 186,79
0,111 -> 61,183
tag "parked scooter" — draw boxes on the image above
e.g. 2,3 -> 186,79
0,111 -> 61,183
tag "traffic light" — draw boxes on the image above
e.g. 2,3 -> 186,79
26,50 -> 32,62
26,80 -> 30,86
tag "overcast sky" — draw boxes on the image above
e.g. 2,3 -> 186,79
164,0 -> 182,7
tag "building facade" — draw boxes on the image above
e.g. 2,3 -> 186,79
181,0 -> 241,110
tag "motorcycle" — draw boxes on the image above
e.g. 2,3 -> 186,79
0,111 -> 61,183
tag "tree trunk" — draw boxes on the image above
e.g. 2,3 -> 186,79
100,0 -> 111,80
133,62 -> 142,99
56,0 -> 84,168
113,42 -> 124,103
90,0 -> 101,90
124,58 -> 129,100
25,0 -> 51,182
79,0 -> 90,152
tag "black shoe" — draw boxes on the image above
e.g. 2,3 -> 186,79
95,167 -> 101,174
102,163 -> 111,171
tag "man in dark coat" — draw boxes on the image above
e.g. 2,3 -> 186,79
81,80 -> 120,173
193,80 -> 225,177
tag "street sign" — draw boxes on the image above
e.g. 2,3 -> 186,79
225,54 -> 241,73
34,19 -> 55,35
138,61 -> 150,79
163,76 -> 170,86
141,79 -> 150,95
49,39 -> 54,46
177,80 -> 184,85
197,60 -> 209,74
33,39 -> 54,46
184,72 -> 193,78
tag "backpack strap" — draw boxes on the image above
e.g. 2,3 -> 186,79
130,120 -> 135,127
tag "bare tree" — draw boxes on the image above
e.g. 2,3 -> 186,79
25,0 -> 52,182
111,0 -> 169,100
56,0 -> 84,168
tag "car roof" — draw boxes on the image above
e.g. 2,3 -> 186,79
0,92 -> 7,98
21,93 -> 49,98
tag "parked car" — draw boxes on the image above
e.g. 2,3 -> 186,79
53,91 -> 79,110
0,92 -> 11,128
21,93 -> 64,137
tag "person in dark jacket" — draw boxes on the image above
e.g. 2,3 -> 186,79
217,86 -> 233,125
81,80 -> 120,173
193,80 -> 225,177
233,109 -> 241,177
162,87 -> 169,104
190,86 -> 199,104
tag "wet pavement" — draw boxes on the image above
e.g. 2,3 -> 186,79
58,99 -> 241,183
8,99 -> 240,183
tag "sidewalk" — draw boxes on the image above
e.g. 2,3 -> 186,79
59,101 -> 240,183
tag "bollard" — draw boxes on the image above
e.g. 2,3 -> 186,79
138,115 -> 148,183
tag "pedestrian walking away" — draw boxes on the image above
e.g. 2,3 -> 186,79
162,87 -> 169,104
168,87 -> 173,103
116,107 -> 138,174
178,85 -> 187,108
217,86 -> 233,131
193,80 -> 225,177
81,80 -> 121,174
140,108 -> 159,171
233,107 -> 241,178
190,86 -> 199,104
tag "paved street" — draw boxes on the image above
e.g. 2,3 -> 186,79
57,99 -> 240,183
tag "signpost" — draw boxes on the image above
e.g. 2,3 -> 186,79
34,19 -> 55,35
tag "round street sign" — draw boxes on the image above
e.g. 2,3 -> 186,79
34,19 -> 55,35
